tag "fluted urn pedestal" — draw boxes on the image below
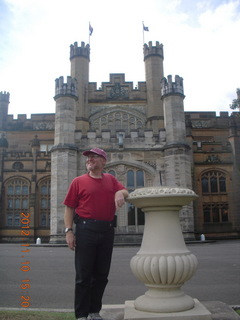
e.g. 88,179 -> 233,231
125,187 -> 212,320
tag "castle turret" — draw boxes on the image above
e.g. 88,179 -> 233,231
70,41 -> 90,133
144,41 -> 164,133
0,91 -> 10,131
161,75 -> 194,240
161,74 -> 191,188
161,75 -> 186,145
50,76 -> 78,243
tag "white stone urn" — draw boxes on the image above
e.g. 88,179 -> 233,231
127,186 -> 198,313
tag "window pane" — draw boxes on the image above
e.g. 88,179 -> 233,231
41,199 -> 47,209
22,199 -> 28,209
8,199 -> 13,209
137,208 -> 145,225
127,170 -> 134,188
7,214 -> 13,226
136,170 -> 144,187
15,199 -> 20,209
219,177 -> 226,192
14,214 -> 20,226
41,214 -> 47,226
210,177 -> 218,193
221,207 -> 228,222
15,186 -> 21,195
7,186 -> 14,195
128,203 -> 135,225
22,185 -> 29,195
212,207 -> 220,222
201,177 -> 209,193
41,185 -> 48,195
203,207 -> 211,223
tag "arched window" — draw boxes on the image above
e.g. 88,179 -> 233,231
201,171 -> 226,194
127,169 -> 145,227
91,111 -> 144,135
5,178 -> 29,226
38,178 -> 51,227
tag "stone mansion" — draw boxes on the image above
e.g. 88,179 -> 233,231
0,40 -> 239,243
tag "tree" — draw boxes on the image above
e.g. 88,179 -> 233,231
230,88 -> 240,111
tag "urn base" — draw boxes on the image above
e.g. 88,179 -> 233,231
134,287 -> 195,313
124,299 -> 212,320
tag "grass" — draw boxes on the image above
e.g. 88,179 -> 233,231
235,308 -> 240,316
0,310 -> 74,320
1,308 -> 240,319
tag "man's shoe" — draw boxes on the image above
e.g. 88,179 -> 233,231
88,313 -> 103,320
78,317 -> 87,320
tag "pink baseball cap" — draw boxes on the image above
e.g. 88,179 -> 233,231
83,148 -> 107,160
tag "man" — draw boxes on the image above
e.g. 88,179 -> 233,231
63,148 -> 128,320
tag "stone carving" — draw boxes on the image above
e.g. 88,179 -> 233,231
33,121 -> 54,130
12,161 -> 24,171
109,83 -> 128,99
128,186 -> 196,199
191,120 -> 210,128
131,252 -> 197,286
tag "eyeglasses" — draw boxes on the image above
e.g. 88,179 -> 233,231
86,154 -> 100,160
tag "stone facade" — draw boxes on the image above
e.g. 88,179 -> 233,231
0,40 -> 239,243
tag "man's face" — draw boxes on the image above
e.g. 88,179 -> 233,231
85,153 -> 106,172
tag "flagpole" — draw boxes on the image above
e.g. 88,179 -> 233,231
142,21 -> 145,45
89,22 -> 91,45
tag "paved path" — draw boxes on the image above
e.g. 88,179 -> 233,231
0,240 -> 239,310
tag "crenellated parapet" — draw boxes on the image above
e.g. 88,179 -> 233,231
143,41 -> 164,61
54,76 -> 78,100
70,41 -> 90,60
0,91 -> 10,102
88,73 -> 147,101
161,75 -> 184,97
74,128 -> 166,150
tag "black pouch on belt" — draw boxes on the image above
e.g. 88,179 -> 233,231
74,215 -> 114,232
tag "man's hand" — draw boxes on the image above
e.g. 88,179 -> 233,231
66,231 -> 76,250
115,190 -> 128,209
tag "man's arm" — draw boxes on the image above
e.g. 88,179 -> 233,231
115,189 -> 129,209
64,206 -> 76,250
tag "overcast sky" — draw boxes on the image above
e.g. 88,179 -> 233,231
0,0 -> 239,118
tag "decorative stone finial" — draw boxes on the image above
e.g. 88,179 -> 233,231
31,135 -> 40,147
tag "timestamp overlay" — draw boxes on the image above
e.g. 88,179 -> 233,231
20,212 -> 31,308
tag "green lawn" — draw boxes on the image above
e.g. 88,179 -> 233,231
0,311 -> 74,320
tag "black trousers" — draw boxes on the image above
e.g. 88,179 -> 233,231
74,218 -> 114,319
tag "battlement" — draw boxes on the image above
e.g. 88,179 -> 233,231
144,41 -> 164,61
161,75 -> 184,97
54,76 -> 78,99
88,73 -> 147,101
70,41 -> 90,60
75,128 -> 166,149
0,91 -> 10,102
